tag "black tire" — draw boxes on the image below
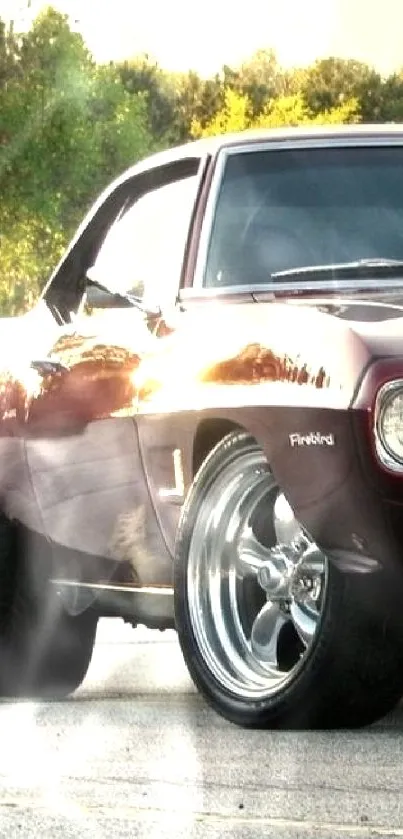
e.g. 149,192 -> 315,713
0,514 -> 98,699
174,431 -> 403,729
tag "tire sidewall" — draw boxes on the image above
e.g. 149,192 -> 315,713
174,431 -> 395,728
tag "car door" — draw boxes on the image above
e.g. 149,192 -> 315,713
23,157 -> 206,591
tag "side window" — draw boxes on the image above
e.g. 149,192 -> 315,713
88,173 -> 199,308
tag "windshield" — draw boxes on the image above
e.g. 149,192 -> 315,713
204,145 -> 403,290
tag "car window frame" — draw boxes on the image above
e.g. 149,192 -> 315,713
181,135 -> 403,301
42,155 -> 207,322
88,171 -> 202,307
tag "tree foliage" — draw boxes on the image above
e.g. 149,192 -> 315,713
300,57 -> 379,113
191,89 -> 250,138
191,90 -> 360,138
0,7 -> 154,314
117,55 -> 177,144
257,93 -> 360,127
223,49 -> 283,116
0,210 -> 65,315
2,6 -> 403,315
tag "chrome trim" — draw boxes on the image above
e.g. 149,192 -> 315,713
181,278 -> 403,301
191,137 -> 403,294
374,379 -> 403,472
51,580 -> 174,595
51,580 -> 175,627
192,149 -> 227,290
158,448 -> 185,502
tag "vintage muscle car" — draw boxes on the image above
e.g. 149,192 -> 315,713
2,124 -> 403,729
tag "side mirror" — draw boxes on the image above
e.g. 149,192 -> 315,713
85,282 -> 134,309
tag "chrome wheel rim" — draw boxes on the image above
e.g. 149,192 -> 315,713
187,447 -> 328,700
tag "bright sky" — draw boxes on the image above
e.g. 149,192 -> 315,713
1,0 -> 403,77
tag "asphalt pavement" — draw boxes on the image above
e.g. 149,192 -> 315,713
0,619 -> 403,838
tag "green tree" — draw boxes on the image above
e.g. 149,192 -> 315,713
281,66 -> 310,96
1,8 -> 153,223
117,54 -> 177,144
167,69 -> 225,141
255,94 -> 309,127
85,63 -> 152,208
191,90 -> 361,138
0,18 -> 20,90
0,8 -> 95,223
223,49 -> 282,116
370,72 -> 403,122
0,8 -> 155,312
301,57 -> 381,115
256,93 -> 361,127
0,210 -> 65,315
190,88 -> 250,138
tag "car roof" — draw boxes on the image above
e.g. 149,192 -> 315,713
169,122 -> 403,157
114,123 -> 403,186
77,123 -> 403,236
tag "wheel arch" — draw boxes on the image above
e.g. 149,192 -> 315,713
192,418 -> 245,476
176,427 -> 403,729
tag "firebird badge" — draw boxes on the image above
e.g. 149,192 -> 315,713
289,432 -> 335,448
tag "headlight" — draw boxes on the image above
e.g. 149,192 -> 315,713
375,381 -> 403,468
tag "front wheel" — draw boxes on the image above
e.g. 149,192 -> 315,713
174,431 -> 403,729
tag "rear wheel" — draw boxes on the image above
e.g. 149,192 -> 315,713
174,431 -> 403,728
0,515 -> 97,698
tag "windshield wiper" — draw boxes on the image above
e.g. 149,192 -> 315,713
271,258 -> 403,282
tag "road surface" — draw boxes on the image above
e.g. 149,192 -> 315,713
0,619 -> 402,838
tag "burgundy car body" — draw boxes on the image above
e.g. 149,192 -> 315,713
2,125 -> 403,629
